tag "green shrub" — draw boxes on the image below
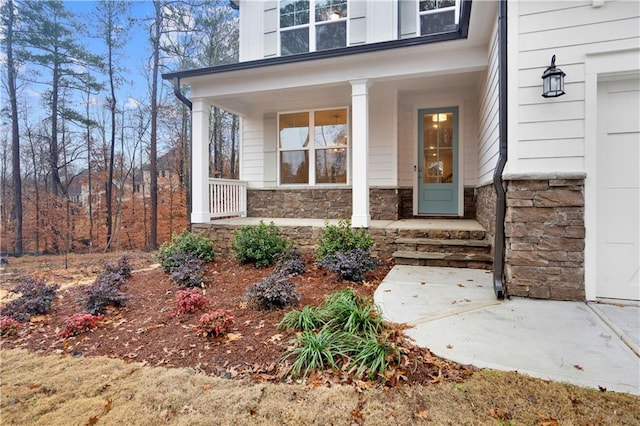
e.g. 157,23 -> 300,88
315,220 -> 373,261
232,221 -> 289,268
157,230 -> 215,273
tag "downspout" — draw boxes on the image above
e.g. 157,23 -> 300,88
492,0 -> 507,299
172,77 -> 193,228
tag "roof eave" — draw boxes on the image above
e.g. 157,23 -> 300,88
162,0 -> 472,81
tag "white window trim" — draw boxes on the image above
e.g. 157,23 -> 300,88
277,106 -> 350,187
417,0 -> 460,36
278,0 -> 349,55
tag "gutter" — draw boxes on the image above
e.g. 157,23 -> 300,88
492,0 -> 507,299
172,77 -> 193,227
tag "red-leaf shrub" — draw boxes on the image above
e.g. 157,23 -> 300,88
0,316 -> 21,336
60,313 -> 104,338
174,288 -> 210,315
198,308 -> 235,337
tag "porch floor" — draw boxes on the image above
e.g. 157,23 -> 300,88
209,217 -> 485,232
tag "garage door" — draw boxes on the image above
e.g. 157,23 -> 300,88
596,78 -> 640,301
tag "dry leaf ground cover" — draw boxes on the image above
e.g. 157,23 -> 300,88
1,251 -> 639,424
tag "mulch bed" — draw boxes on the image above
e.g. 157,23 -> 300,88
2,256 -> 475,387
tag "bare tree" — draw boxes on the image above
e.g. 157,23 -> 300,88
1,0 -> 23,254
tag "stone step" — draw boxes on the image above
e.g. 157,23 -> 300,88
396,228 -> 486,240
393,251 -> 493,270
395,238 -> 492,255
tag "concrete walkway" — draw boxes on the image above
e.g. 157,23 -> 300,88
375,265 -> 640,395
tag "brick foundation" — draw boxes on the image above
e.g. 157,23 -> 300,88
504,177 -> 585,301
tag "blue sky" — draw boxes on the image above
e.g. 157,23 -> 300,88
64,1 -> 156,106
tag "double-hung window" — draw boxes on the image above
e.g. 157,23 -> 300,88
279,108 -> 349,185
279,0 -> 348,56
419,0 -> 460,36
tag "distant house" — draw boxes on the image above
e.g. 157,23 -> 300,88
134,148 -> 182,196
164,1 -> 639,303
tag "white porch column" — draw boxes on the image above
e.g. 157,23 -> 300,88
191,98 -> 211,223
350,79 -> 370,228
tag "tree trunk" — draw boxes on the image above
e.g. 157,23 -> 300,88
6,0 -> 23,255
149,1 -> 162,249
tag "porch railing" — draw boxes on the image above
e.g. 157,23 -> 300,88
208,178 -> 247,219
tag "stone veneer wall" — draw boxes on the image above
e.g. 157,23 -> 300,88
247,188 -> 414,221
248,187 -> 475,220
192,223 -> 400,259
475,183 -> 496,257
504,177 -> 585,301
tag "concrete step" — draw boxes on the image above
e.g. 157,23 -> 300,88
395,238 -> 492,255
392,251 -> 493,270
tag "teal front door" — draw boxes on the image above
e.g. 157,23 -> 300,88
417,107 -> 459,215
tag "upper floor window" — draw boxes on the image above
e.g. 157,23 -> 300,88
280,0 -> 348,56
279,108 -> 349,185
419,0 -> 460,35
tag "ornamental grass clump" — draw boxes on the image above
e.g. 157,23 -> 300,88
0,277 -> 59,322
280,288 -> 399,381
232,221 -> 289,268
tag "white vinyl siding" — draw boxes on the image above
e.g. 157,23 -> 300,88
510,0 -> 640,174
241,116 -> 268,187
477,18 -> 499,186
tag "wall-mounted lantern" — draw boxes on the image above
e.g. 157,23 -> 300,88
541,55 -> 566,98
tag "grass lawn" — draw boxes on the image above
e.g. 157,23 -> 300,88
2,348 -> 638,425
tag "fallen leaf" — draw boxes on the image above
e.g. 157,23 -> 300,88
269,334 -> 283,343
457,283 -> 465,288
226,333 -> 243,342
573,364 -> 583,371
420,281 -> 427,285
446,344 -> 453,349
414,410 -> 428,419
